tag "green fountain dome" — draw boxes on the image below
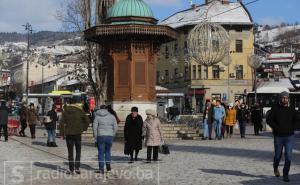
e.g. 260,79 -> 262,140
106,0 -> 157,25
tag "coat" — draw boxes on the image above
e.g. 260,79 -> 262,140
225,108 -> 237,126
60,105 -> 90,136
45,109 -> 58,130
93,109 -> 118,137
124,114 -> 143,150
19,106 -> 28,122
203,105 -> 214,125
0,105 -> 9,125
250,107 -> 263,124
27,108 -> 37,125
143,117 -> 162,146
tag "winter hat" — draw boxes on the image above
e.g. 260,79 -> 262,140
145,109 -> 156,116
280,91 -> 289,98
229,102 -> 234,108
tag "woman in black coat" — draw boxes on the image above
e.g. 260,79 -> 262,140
251,103 -> 263,135
124,107 -> 143,163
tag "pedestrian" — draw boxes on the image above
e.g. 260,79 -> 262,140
143,109 -> 163,163
59,102 -> 90,174
107,105 -> 121,124
202,101 -> 213,140
27,103 -> 38,139
266,91 -> 298,182
45,104 -> 58,147
213,100 -> 225,140
93,105 -> 118,174
19,102 -> 28,137
250,103 -> 263,135
0,101 -> 9,142
236,102 -> 249,138
124,107 -> 143,163
224,103 -> 237,138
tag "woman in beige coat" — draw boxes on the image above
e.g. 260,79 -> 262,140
143,109 -> 163,162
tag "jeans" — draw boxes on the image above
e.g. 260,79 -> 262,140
66,135 -> 82,171
273,135 -> 294,177
29,124 -> 36,138
0,125 -> 8,141
147,146 -> 159,161
214,119 -> 222,139
97,136 -> 113,171
238,120 -> 246,137
47,129 -> 56,142
203,119 -> 209,138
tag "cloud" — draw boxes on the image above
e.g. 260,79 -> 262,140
259,16 -> 285,26
145,0 -> 183,7
0,0 -> 63,33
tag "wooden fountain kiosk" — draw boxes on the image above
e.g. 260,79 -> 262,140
84,0 -> 177,119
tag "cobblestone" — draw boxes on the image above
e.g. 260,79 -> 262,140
1,126 -> 299,185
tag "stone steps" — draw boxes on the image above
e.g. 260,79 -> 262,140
82,122 -> 201,140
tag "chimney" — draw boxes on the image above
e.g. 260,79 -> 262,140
221,0 -> 229,4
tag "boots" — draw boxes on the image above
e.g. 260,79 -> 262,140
106,163 -> 111,172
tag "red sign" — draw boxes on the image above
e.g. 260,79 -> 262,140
187,89 -> 206,96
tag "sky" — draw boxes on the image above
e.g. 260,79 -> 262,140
0,0 -> 299,33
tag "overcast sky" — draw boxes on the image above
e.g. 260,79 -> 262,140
0,0 -> 299,33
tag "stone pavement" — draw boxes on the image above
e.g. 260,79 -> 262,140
0,126 -> 299,185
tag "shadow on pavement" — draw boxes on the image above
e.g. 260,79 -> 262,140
32,141 -> 47,147
200,169 -> 266,178
33,162 -> 67,173
241,173 -> 300,185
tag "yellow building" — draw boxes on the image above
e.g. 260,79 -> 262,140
157,0 -> 254,113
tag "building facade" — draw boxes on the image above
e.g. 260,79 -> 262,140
157,0 -> 254,112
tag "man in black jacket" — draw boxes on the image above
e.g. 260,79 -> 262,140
266,91 -> 297,182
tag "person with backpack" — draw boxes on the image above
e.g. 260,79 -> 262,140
266,91 -> 298,182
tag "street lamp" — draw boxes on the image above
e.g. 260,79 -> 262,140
22,23 -> 32,103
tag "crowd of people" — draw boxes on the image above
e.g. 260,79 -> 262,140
202,99 -> 263,140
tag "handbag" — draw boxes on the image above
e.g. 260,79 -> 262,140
159,143 -> 170,155
234,122 -> 239,130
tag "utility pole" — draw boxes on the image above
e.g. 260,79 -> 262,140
23,23 -> 32,104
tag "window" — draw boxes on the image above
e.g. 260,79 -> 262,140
204,66 -> 208,79
198,65 -> 202,79
184,41 -> 188,54
156,71 -> 160,84
236,40 -> 243,53
174,68 -> 178,80
212,94 -> 221,101
236,65 -> 243,79
174,43 -> 178,56
165,46 -> 169,59
184,66 -> 189,81
212,65 -> 220,79
192,65 -> 196,79
165,70 -> 169,83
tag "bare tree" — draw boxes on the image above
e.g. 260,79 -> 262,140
57,0 -> 116,105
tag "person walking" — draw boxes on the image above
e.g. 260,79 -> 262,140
0,101 -> 9,142
143,109 -> 163,163
45,105 -> 58,147
213,100 -> 225,140
224,103 -> 237,138
202,101 -> 213,140
107,105 -> 121,124
27,103 -> 38,139
251,103 -> 263,135
60,102 -> 90,174
19,102 -> 28,137
124,107 -> 143,163
93,105 -> 118,174
266,91 -> 298,182
236,102 -> 249,138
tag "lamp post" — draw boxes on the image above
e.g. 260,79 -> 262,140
23,23 -> 32,103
